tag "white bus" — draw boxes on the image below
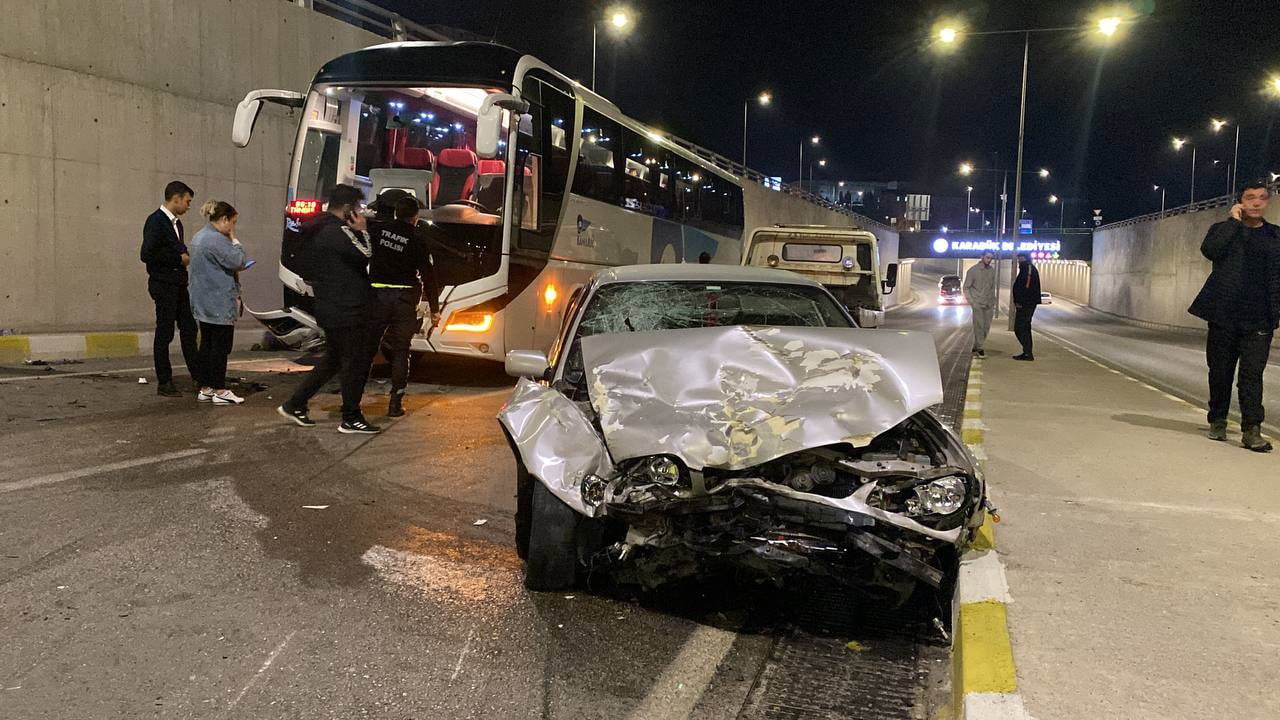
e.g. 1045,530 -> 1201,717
231,41 -> 885,361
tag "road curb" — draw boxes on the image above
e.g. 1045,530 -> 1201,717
951,359 -> 1032,720
0,328 -> 264,364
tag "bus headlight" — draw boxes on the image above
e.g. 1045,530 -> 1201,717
444,311 -> 494,332
766,254 -> 780,268
842,256 -> 856,270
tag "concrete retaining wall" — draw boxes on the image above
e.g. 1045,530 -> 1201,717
0,0 -> 380,333
1090,205 -> 1280,330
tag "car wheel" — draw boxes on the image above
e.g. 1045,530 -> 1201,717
524,480 -> 581,591
514,463 -> 533,560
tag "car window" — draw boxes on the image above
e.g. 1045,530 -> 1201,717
561,280 -> 852,385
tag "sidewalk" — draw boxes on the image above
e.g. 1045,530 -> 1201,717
976,326 -> 1280,719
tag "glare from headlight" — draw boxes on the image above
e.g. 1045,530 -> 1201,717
581,474 -> 606,506
906,476 -> 966,515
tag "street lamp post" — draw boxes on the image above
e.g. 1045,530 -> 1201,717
1153,184 -> 1166,216
1211,118 -> 1240,195
1173,137 -> 1196,204
591,8 -> 633,91
965,186 -> 973,230
742,91 -> 771,166
800,135 -> 819,190
937,14 -> 1124,328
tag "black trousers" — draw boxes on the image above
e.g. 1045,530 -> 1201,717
365,288 -> 421,394
287,324 -> 368,421
149,281 -> 199,385
1014,304 -> 1037,356
1206,322 -> 1273,427
195,322 -> 234,389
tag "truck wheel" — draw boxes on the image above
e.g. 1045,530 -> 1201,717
514,463 -> 533,560
523,481 -> 581,591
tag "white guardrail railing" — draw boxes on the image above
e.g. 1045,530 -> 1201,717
287,0 -> 895,234
1097,180 -> 1280,232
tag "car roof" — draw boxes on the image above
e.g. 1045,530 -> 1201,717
593,263 -> 825,288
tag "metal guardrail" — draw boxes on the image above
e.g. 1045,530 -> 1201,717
1096,181 -> 1280,232
287,0 -> 891,233
290,0 -> 451,41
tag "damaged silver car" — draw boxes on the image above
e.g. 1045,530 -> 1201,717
498,264 -> 985,602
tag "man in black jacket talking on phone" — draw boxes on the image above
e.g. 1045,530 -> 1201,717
1189,180 -> 1280,452
277,184 -> 381,434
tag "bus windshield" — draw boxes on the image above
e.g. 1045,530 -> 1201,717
292,85 -> 532,289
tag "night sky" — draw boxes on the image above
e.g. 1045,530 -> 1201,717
372,0 -> 1280,226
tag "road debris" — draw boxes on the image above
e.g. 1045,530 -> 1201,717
472,518 -> 488,526
301,505 -> 329,510
138,378 -> 148,384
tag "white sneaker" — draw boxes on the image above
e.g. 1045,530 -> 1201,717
211,389 -> 245,405
197,388 -> 214,403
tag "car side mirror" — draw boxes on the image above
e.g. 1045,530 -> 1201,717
505,349 -> 550,379
232,89 -> 304,147
477,93 -> 530,159
881,262 -> 899,294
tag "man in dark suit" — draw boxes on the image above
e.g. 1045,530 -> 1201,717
1188,180 -> 1280,452
140,180 -> 198,397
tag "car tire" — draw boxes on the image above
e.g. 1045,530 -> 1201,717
524,480 -> 581,591
514,463 -> 533,560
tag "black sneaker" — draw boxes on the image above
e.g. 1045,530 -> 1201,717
156,381 -> 183,397
339,417 -> 382,434
976,349 -> 986,358
1242,426 -> 1273,453
277,404 -> 316,427
387,391 -> 405,418
1207,421 -> 1228,442
1012,354 -> 1034,361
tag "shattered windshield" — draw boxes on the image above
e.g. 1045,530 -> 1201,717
562,281 -> 851,385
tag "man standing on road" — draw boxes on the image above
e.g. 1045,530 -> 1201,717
1011,253 -> 1041,361
963,252 -> 997,357
277,184 -> 381,434
1188,180 -> 1280,452
140,181 -> 198,397
364,193 -> 441,418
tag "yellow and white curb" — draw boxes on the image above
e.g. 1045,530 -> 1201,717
0,329 -> 263,364
952,360 -> 1032,720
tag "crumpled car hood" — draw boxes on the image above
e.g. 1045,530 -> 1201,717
582,325 -> 943,471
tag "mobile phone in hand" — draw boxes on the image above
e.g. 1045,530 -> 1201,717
242,259 -> 256,269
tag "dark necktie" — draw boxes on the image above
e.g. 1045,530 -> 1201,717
175,218 -> 184,243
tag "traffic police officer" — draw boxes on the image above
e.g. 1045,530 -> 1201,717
365,192 -> 442,417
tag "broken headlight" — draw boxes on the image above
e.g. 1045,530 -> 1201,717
905,476 -> 966,516
639,455 -> 684,486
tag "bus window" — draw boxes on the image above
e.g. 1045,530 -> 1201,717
296,128 -> 341,202
573,108 -> 620,205
517,74 -> 574,253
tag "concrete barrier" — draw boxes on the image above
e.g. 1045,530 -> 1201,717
1091,204 -> 1280,330
0,0 -> 381,335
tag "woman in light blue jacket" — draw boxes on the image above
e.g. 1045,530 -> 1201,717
187,201 -> 248,405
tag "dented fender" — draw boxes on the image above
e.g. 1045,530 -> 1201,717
497,379 -> 613,516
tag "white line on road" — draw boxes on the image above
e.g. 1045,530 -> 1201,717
0,449 -> 208,495
450,628 -> 475,682
623,624 -> 737,720
225,630 -> 297,715
0,358 -> 286,384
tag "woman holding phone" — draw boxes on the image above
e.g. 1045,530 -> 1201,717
188,201 -> 248,405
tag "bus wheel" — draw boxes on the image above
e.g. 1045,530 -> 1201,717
523,481 -> 581,591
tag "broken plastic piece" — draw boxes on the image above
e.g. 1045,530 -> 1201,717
472,519 -> 488,526
301,505 -> 329,510
138,377 -> 148,384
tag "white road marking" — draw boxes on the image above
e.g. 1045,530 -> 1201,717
958,550 -> 1013,604
623,624 -> 737,720
0,449 -> 208,495
450,628 -> 475,682
0,358 -> 286,384
224,630 -> 296,715
964,692 -> 1034,720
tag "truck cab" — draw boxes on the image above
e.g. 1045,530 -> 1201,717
741,225 -> 894,328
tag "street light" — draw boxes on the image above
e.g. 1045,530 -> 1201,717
938,26 -> 959,44
965,185 -> 973,230
1153,184 -> 1166,216
1038,167 -> 1050,178
1097,16 -> 1122,36
1172,136 -> 1197,203
959,162 -> 974,176
742,90 -> 773,165
592,6 -> 634,91
799,136 -> 820,189
1210,117 -> 1241,195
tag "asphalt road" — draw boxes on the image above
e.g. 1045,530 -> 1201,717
0,283 -> 965,720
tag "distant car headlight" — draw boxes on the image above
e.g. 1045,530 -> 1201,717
905,476 -> 967,516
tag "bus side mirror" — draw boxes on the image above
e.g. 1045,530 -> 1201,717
881,263 -> 899,294
506,350 -> 550,379
477,93 -> 529,159
232,89 -> 305,148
